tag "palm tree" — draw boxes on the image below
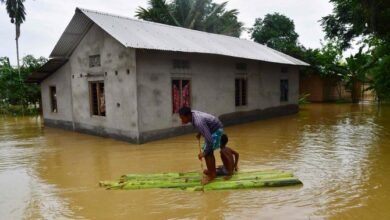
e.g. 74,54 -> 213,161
1,0 -> 26,79
136,0 -> 243,37
135,0 -> 177,25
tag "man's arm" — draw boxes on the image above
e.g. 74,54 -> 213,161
231,149 -> 239,171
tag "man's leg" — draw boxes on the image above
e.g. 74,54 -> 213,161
203,153 -> 216,184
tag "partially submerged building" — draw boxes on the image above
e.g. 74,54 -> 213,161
28,8 -> 308,143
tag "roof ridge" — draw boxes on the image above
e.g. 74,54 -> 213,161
76,7 -> 249,43
49,7 -> 308,66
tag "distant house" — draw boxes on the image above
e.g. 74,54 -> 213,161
299,74 -> 351,102
300,74 -> 373,102
27,8 -> 308,143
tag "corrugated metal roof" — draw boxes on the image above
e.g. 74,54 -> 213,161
50,7 -> 309,66
26,59 -> 68,83
50,10 -> 94,58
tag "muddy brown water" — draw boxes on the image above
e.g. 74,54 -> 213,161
0,104 -> 389,219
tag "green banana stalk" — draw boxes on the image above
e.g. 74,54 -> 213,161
99,170 -> 302,191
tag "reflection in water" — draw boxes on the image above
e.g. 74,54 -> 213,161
0,117 -> 76,219
0,104 -> 389,219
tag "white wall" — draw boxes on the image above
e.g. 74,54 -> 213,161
136,50 -> 300,133
42,24 -> 139,140
41,62 -> 73,122
68,24 -> 139,138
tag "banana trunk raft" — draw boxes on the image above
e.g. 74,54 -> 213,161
99,170 -> 302,191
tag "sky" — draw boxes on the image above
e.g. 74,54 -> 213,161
0,0 -> 335,65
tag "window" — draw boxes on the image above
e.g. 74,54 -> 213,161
89,55 -> 101,68
89,81 -> 106,116
235,78 -> 247,106
236,63 -> 247,71
50,86 -> 58,113
173,59 -> 190,69
172,79 -> 191,113
280,79 -> 289,102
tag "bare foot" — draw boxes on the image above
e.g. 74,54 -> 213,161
201,177 -> 215,185
223,175 -> 232,180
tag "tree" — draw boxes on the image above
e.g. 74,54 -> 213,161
1,0 -> 26,79
321,0 -> 390,49
321,0 -> 390,101
0,55 -> 46,114
135,0 -> 244,37
366,38 -> 390,102
250,13 -> 299,55
338,48 -> 371,103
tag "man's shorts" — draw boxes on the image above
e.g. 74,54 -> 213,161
216,166 -> 229,176
202,128 -> 224,155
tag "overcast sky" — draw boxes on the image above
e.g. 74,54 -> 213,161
0,0 -> 334,65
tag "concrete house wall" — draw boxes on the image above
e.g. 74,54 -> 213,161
41,24 -> 300,144
41,62 -> 73,126
42,24 -> 140,142
136,50 -> 299,142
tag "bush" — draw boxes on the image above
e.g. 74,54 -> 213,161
299,93 -> 311,104
0,104 -> 39,116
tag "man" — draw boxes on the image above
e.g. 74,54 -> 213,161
178,107 -> 224,184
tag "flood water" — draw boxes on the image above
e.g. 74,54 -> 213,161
0,104 -> 389,219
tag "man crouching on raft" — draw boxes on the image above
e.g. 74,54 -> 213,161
178,107 -> 224,184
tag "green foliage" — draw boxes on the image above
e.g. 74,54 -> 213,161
135,0 -> 244,37
1,0 -> 26,24
248,13 -> 344,80
321,0 -> 390,49
0,104 -> 39,115
367,39 -> 390,101
298,93 -> 311,105
321,0 -> 390,101
250,13 -> 299,54
337,48 -> 371,102
0,55 -> 47,115
299,41 -> 344,77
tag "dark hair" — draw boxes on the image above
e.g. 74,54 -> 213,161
179,107 -> 192,116
221,134 -> 228,147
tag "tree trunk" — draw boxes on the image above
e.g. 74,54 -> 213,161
351,76 -> 361,103
15,24 -> 24,115
38,97 -> 43,116
16,38 -> 21,80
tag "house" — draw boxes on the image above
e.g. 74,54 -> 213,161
27,8 -> 308,143
299,74 -> 374,102
299,74 -> 351,102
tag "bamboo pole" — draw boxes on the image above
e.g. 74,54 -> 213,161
198,139 -> 205,192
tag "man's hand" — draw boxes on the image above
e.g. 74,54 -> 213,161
196,133 -> 201,140
198,152 -> 203,161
